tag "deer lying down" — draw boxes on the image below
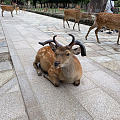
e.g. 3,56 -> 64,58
85,12 -> 120,45
1,4 -> 16,17
33,34 -> 86,87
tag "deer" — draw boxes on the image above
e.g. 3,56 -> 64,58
1,3 -> 16,17
63,7 -> 92,31
33,34 -> 86,87
85,12 -> 120,45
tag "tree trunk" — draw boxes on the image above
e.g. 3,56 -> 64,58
87,0 -> 108,13
33,0 -> 37,8
1,0 -> 3,4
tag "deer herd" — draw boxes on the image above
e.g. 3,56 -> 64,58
0,3 -> 119,86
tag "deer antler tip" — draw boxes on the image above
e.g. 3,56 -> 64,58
53,35 -> 57,37
38,42 -> 44,46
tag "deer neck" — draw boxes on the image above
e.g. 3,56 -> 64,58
61,58 -> 75,78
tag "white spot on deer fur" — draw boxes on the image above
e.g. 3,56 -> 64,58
41,49 -> 46,52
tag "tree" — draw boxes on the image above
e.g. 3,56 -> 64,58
33,0 -> 37,8
87,0 -> 108,13
115,0 -> 120,7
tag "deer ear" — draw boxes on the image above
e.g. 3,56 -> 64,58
72,47 -> 81,55
49,43 -> 57,52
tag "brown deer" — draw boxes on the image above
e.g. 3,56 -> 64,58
1,3 -> 16,17
85,12 -> 120,45
33,34 -> 86,87
63,7 -> 92,31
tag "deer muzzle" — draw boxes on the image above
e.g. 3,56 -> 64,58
54,61 -> 60,67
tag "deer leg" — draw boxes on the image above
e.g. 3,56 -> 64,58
11,11 -> 13,17
73,22 -> 76,30
2,10 -> 4,17
44,67 -> 60,87
33,57 -> 42,76
44,74 -> 60,87
73,79 -> 80,86
63,18 -> 65,28
16,10 -> 17,15
117,31 -> 120,45
66,20 -> 70,28
85,24 -> 96,40
78,22 -> 80,31
95,27 -> 101,44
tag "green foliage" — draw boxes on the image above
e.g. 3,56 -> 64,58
3,0 -> 91,7
3,0 -> 11,4
115,0 -> 120,7
37,0 -> 90,4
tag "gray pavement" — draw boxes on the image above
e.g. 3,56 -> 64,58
0,10 -> 120,120
0,18 -> 28,119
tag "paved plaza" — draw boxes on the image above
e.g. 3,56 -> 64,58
0,10 -> 120,120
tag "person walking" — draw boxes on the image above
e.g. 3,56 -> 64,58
104,0 -> 114,13
104,0 -> 115,34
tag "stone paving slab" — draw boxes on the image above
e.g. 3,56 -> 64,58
0,71 -> 29,120
0,47 -> 8,54
0,70 -> 14,87
1,10 -> 120,120
74,88 -> 120,120
0,91 -> 28,120
0,18 -> 29,120
0,41 -> 7,47
0,61 -> 12,71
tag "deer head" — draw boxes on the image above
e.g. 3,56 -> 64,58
39,34 -> 86,68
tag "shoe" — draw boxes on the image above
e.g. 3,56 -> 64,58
99,29 -> 103,32
106,31 -> 112,34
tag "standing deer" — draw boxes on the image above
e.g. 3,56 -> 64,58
85,12 -> 120,45
1,3 -> 16,17
33,34 -> 86,87
63,7 -> 92,31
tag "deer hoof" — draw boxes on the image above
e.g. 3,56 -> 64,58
117,42 -> 120,45
97,41 -> 101,44
54,82 -> 60,87
73,80 -> 80,86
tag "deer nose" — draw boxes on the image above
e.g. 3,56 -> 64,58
54,61 -> 60,67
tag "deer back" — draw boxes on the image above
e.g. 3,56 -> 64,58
96,12 -> 120,30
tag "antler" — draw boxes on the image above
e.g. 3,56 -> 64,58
39,40 -> 54,46
68,34 -> 75,48
38,35 -> 62,47
67,34 -> 86,56
73,41 -> 86,56
53,35 -> 62,47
